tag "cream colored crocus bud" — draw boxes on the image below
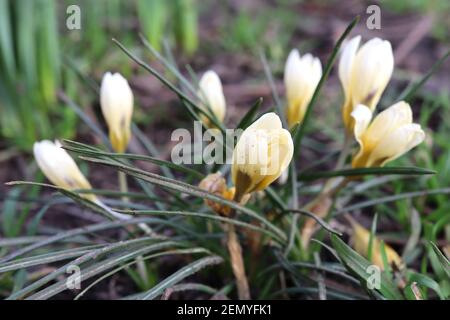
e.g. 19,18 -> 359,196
100,72 -> 134,153
232,113 -> 294,200
351,102 -> 425,168
339,36 -> 394,132
33,140 -> 96,202
350,220 -> 404,270
33,140 -> 147,225
284,49 -> 322,128
198,70 -> 226,126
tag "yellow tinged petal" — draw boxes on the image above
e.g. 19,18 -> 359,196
232,113 -> 294,198
100,72 -> 134,152
33,140 -> 96,201
198,70 -> 226,125
352,101 -> 425,168
339,36 -> 394,133
284,49 -> 322,127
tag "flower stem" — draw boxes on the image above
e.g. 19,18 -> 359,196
118,171 -> 129,202
118,171 -> 148,286
226,193 -> 251,300
225,222 -> 250,300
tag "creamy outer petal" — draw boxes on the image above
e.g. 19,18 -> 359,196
367,123 -> 425,167
312,57 -> 323,83
351,104 -> 373,142
351,104 -> 373,166
33,140 -> 92,190
284,49 -> 303,104
364,101 -> 412,146
338,35 -> 361,97
285,51 -> 322,126
100,72 -> 133,130
198,70 -> 226,122
350,38 -> 393,110
253,128 -> 294,191
247,112 -> 282,131
231,113 -> 293,194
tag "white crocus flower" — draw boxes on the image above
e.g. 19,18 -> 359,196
100,72 -> 134,152
284,49 -> 322,128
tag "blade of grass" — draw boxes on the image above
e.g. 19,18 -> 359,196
335,188 -> 450,215
398,49 -> 450,102
293,16 -> 359,157
299,166 -> 435,181
140,256 -> 224,300
78,157 -> 287,242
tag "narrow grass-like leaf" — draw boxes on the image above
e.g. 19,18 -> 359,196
330,234 -> 403,300
8,238 -> 171,299
58,92 -> 111,148
62,139 -> 204,178
74,248 -> 209,300
0,245 -> 104,273
299,166 -> 435,181
26,241 -> 181,300
367,213 -> 378,262
121,209 -> 280,240
398,49 -> 450,102
112,38 -> 225,131
408,272 -> 446,300
140,256 -> 224,300
236,97 -> 263,130
293,16 -> 359,157
429,242 -> 450,279
282,209 -> 342,236
79,157 -> 287,242
259,49 -> 286,128
335,188 -> 450,215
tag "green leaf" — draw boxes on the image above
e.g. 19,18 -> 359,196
0,0 -> 16,80
137,0 -> 167,52
259,49 -> 286,128
293,16 -> 359,157
398,49 -> 450,102
336,188 -> 450,215
330,234 -> 403,300
429,242 -> 450,279
140,256 -> 224,300
24,241 -> 181,300
299,166 -> 436,181
76,157 -> 287,242
112,38 -> 224,132
407,272 -> 446,300
62,139 -> 204,179
236,97 -> 263,130
2,187 -> 22,237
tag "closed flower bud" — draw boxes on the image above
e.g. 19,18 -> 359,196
350,220 -> 404,270
339,36 -> 394,132
198,70 -> 226,126
33,140 -> 147,225
33,140 -> 96,201
284,49 -> 322,128
199,172 -> 235,216
351,102 -> 425,168
232,113 -> 294,200
100,72 -> 134,153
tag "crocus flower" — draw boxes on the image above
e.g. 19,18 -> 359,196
284,49 -> 322,128
232,113 -> 294,200
100,72 -> 134,153
339,36 -> 394,132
